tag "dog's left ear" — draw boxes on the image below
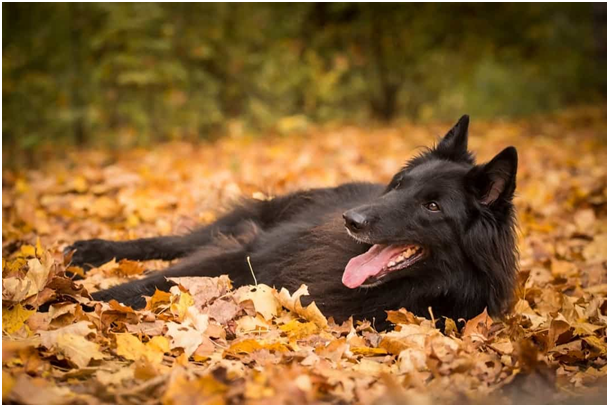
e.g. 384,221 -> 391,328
467,147 -> 518,206
436,115 -> 472,163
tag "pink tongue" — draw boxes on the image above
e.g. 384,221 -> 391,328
342,244 -> 406,288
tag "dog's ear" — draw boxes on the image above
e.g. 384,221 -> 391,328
467,147 -> 518,206
435,115 -> 472,163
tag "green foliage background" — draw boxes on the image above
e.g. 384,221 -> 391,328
2,3 -> 606,155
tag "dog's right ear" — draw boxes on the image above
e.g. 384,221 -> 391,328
467,146 -> 518,207
435,115 -> 473,163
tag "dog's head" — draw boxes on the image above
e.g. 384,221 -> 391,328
341,115 -> 518,298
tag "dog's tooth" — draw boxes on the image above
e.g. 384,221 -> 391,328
388,261 -> 395,267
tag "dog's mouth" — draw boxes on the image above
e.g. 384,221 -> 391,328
342,244 -> 426,289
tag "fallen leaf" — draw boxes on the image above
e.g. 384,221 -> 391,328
115,333 -> 169,365
169,276 -> 232,309
236,284 -> 280,320
2,304 -> 36,334
165,322 -> 204,357
275,285 -> 328,328
54,333 -> 105,368
280,320 -> 319,340
462,308 -> 493,339
39,321 -> 96,349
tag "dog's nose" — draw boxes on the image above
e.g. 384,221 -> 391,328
343,210 -> 368,233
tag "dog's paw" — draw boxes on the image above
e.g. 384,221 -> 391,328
64,239 -> 116,270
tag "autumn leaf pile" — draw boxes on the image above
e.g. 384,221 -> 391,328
2,107 -> 607,404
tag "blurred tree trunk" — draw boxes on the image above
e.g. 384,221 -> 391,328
367,8 -> 402,122
68,3 -> 86,145
592,3 -> 607,67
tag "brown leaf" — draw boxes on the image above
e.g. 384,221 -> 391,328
462,308 -> 493,339
275,285 -> 328,328
169,276 -> 232,309
206,298 -> 240,324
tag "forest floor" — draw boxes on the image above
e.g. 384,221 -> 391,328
2,107 -> 607,404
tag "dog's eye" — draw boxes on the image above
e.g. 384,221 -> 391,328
392,177 -> 403,190
424,202 -> 440,212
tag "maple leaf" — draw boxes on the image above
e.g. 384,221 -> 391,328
54,333 -> 105,368
462,308 -> 493,339
235,284 -> 280,320
280,320 -> 319,340
275,285 -> 328,328
2,304 -> 36,335
169,275 -> 232,309
39,320 -> 96,348
165,322 -> 204,357
115,333 -> 169,364
162,373 -> 228,404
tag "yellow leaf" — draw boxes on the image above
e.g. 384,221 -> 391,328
134,358 -> 163,381
582,336 -> 607,355
39,321 -> 96,349
162,374 -> 227,404
145,289 -> 172,311
572,321 -> 604,337
108,300 -> 136,314
115,259 -> 146,277
15,178 -> 29,194
19,245 -> 36,258
275,285 -> 327,328
4,258 -> 26,275
379,336 -> 410,356
444,317 -> 459,336
55,333 -> 104,368
35,238 -> 44,258
386,308 -> 422,325
148,335 -> 171,354
235,315 -> 270,335
2,371 -> 15,400
225,339 -> 289,356
96,258 -> 119,274
2,305 -> 35,334
236,284 -> 280,320
72,175 -> 88,193
279,320 -> 318,340
350,346 -> 388,356
66,266 -> 85,278
115,333 -> 168,365
171,291 -> 194,321
24,258 -> 50,297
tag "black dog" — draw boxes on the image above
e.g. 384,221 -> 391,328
67,115 -> 518,329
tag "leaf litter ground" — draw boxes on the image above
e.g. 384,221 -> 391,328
2,108 -> 607,404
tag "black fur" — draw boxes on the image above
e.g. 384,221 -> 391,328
67,115 -> 518,330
